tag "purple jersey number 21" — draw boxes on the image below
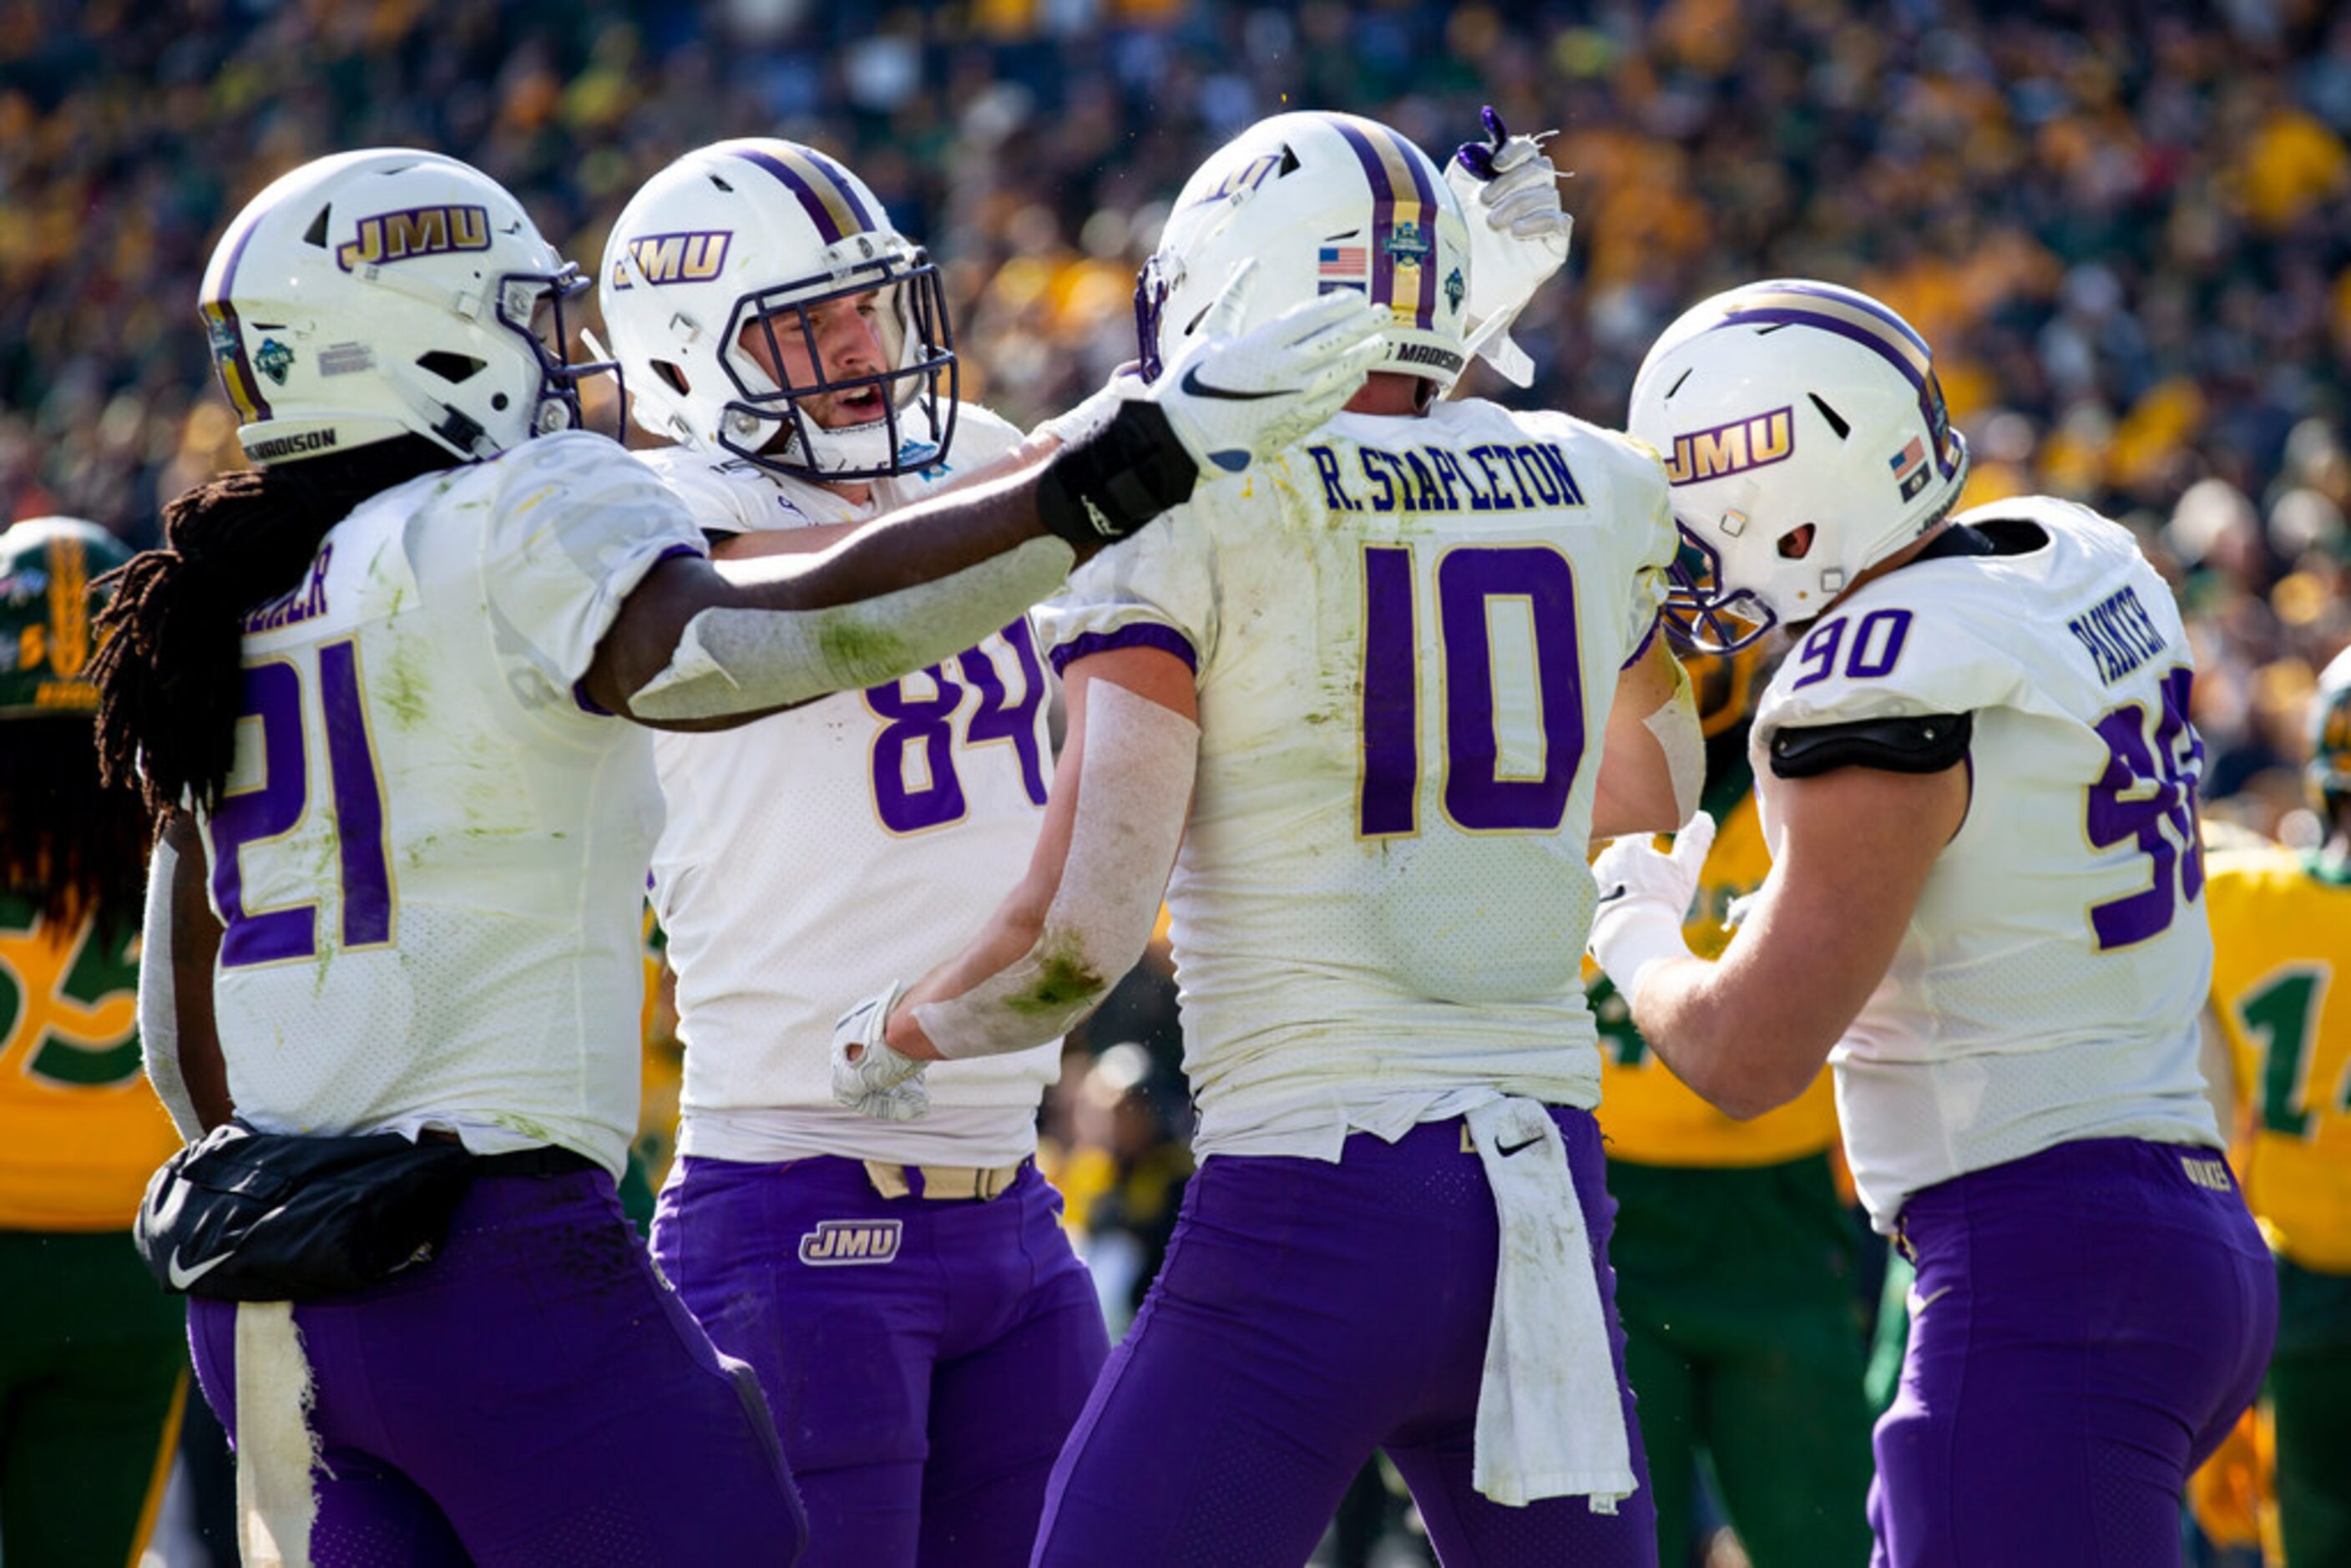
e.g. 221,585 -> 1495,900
208,640 -> 395,968
1359,544 -> 1586,835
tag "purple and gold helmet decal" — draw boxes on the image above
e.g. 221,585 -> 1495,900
200,205 -> 274,423
610,230 -> 732,291
1329,119 -> 1442,334
334,205 -> 491,271
724,142 -> 879,245
1663,406 -> 1795,487
1710,284 -> 1964,482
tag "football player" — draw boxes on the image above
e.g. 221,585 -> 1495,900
834,110 -> 1705,1564
1587,641 -> 1874,1568
94,147 -> 1383,1562
0,517 -> 188,1568
2198,649 -> 2351,1566
1594,280 -> 2278,1565
598,139 -> 1108,1568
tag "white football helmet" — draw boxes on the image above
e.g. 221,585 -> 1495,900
598,139 -> 956,481
1626,279 -> 1971,648
2313,645 -> 2351,807
1136,111 -> 1471,395
199,148 -> 602,467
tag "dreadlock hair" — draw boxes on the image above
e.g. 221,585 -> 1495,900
0,715 -> 152,931
91,434 -> 453,819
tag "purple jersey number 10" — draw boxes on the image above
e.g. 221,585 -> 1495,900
2084,663 -> 2203,950
207,640 -> 395,969
1359,544 -> 1586,835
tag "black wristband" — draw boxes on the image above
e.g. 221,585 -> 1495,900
1034,398 -> 1199,548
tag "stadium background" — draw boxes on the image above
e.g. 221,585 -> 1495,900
2,0 -> 2342,1563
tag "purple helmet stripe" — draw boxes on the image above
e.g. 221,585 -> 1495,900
797,148 -> 877,231
1330,120 -> 1401,314
1715,304 -> 1961,478
206,208 -> 274,422
729,145 -> 850,245
1379,123 -> 1440,328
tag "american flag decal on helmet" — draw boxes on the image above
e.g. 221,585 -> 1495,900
1317,244 -> 1367,295
1890,434 -> 1929,500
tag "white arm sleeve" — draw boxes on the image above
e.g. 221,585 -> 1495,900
138,833 -> 205,1141
1645,655 -> 1706,823
629,535 -> 1075,721
912,680 -> 1198,1057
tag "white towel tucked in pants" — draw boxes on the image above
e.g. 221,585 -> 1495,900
1463,1095 -> 1637,1510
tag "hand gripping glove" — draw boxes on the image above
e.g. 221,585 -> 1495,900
1445,106 -> 1573,387
1035,260 -> 1386,546
830,982 -> 931,1123
1587,812 -> 1716,1014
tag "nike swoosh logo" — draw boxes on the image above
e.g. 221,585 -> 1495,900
1180,364 -> 1284,402
1595,883 -> 1629,906
167,1247 -> 232,1290
1497,1135 -> 1544,1157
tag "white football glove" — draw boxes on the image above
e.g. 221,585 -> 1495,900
1587,812 -> 1716,1014
1147,259 -> 1388,478
1444,107 -> 1573,387
830,982 -> 931,1122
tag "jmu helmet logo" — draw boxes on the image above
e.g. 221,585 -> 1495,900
255,337 -> 294,386
610,230 -> 732,292
336,205 -> 492,272
1665,407 -> 1795,487
797,1219 -> 902,1267
1204,151 -> 1286,204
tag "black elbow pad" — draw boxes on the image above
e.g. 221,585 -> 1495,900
1768,712 -> 1973,780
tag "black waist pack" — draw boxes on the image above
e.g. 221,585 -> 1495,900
134,1121 -> 482,1302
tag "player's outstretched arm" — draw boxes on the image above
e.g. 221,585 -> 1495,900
831,646 -> 1198,1118
139,810 -> 232,1138
1590,758 -> 1964,1118
582,276 -> 1383,727
1590,631 -> 1702,841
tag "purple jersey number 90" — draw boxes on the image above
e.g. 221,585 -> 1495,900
2084,663 -> 2203,949
1359,544 -> 1587,835
207,640 -> 396,969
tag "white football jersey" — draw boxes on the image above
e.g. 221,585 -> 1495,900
200,432 -> 705,1175
645,406 -> 1065,1166
1750,497 -> 2222,1228
1037,399 -> 1676,1161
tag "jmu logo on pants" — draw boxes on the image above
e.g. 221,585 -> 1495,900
798,1219 -> 903,1266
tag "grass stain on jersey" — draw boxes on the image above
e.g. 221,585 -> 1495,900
1006,937 -> 1104,1017
819,620 -> 911,677
382,639 -> 429,730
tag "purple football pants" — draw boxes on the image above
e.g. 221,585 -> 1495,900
653,1156 -> 1108,1568
190,1166 -> 806,1566
1869,1137 -> 2278,1568
1033,1109 -> 1658,1568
